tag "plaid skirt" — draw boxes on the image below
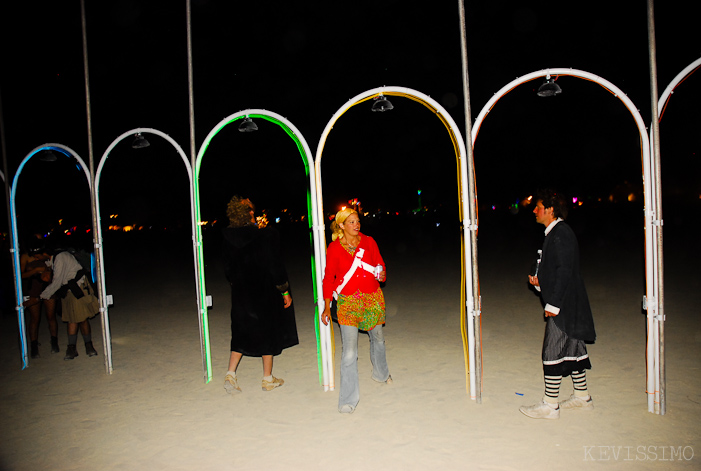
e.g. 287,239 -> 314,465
542,317 -> 591,377
336,287 -> 385,331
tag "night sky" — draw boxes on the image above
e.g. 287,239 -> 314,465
0,1 -> 699,236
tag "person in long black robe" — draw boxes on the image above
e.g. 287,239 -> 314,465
222,196 -> 298,393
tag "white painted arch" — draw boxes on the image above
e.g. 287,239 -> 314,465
93,128 -> 197,376
472,68 -> 661,413
657,57 -> 701,117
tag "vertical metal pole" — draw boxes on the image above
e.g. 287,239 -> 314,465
186,0 -> 197,206
646,0 -> 665,415
186,0 -> 211,383
457,0 -> 481,403
0,91 -> 12,239
81,0 -> 112,373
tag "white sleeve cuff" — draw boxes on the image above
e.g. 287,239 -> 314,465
544,303 -> 560,315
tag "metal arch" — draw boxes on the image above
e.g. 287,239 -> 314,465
194,109 -> 318,384
9,143 -> 92,368
471,68 -> 659,413
657,57 -> 701,115
93,128 -> 195,375
650,56 -> 701,415
313,86 -> 479,399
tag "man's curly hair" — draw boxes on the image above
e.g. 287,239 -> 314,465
227,196 -> 255,228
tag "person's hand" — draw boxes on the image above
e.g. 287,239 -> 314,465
23,298 -> 40,308
282,293 -> 292,308
378,270 -> 386,283
40,269 -> 52,283
544,310 -> 558,317
528,275 -> 539,287
321,307 -> 331,326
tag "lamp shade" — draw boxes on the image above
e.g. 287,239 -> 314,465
537,80 -> 562,97
131,133 -> 150,149
371,96 -> 394,112
238,117 -> 258,132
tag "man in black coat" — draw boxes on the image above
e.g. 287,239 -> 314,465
520,189 -> 596,419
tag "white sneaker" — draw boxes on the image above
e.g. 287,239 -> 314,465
519,401 -> 560,419
559,394 -> 594,410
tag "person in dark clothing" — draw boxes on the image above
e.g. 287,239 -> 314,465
520,189 -> 596,419
222,196 -> 298,394
20,240 -> 59,358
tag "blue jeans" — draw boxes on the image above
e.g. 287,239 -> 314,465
338,323 -> 390,412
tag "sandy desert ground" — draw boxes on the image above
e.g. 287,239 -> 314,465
0,211 -> 699,471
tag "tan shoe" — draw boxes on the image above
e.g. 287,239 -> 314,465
372,375 -> 393,384
262,376 -> 284,391
224,374 -> 242,394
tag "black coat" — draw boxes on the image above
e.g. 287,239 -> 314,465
538,221 -> 596,343
222,225 -> 299,356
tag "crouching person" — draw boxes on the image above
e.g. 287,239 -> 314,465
40,250 -> 100,360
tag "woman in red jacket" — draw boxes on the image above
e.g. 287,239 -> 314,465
321,208 -> 391,413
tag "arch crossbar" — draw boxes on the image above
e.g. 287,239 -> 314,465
9,144 -> 92,368
313,86 -> 479,399
194,109 -> 318,384
472,68 -> 660,413
94,128 -> 195,375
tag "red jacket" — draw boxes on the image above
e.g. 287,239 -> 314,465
322,234 -> 385,300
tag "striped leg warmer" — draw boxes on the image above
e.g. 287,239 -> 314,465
544,375 -> 562,404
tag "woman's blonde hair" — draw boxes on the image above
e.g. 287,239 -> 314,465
330,208 -> 358,241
